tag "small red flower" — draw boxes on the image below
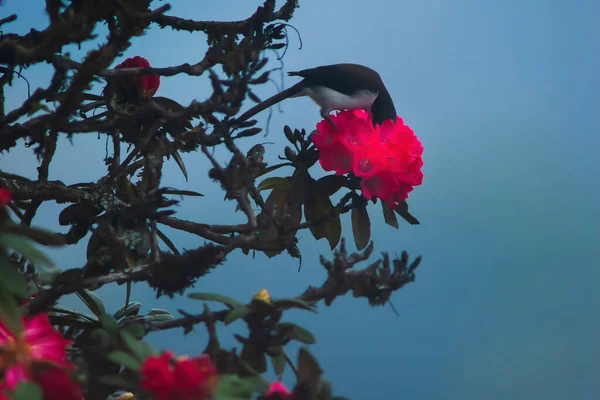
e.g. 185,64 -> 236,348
312,110 -> 423,207
115,56 -> 160,98
139,352 -> 218,400
0,188 -> 12,206
264,381 -> 293,399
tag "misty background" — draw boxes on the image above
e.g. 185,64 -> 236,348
1,0 -> 599,399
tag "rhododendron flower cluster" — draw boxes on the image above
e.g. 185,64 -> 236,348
115,56 -> 160,98
139,351 -> 218,400
312,110 -> 424,207
0,314 -> 82,400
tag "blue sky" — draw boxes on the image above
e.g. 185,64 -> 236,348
1,0 -> 599,399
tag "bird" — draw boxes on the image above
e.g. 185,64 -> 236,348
235,63 -> 397,127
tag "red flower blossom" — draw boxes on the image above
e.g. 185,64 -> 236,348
115,56 -> 160,98
0,314 -> 81,399
0,188 -> 11,206
264,381 -> 293,399
36,367 -> 83,400
312,109 -> 423,207
139,352 -> 218,400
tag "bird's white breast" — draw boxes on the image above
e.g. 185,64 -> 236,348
302,86 -> 379,112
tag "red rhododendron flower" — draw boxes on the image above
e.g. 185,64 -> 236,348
0,314 -> 81,399
0,188 -> 11,206
115,56 -> 160,98
264,381 -> 293,399
140,352 -> 218,400
36,367 -> 83,400
312,109 -> 423,207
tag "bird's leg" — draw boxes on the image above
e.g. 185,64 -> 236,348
320,108 -> 336,129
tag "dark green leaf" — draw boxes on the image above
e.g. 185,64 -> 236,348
162,189 -> 203,197
317,175 -> 346,197
276,322 -> 317,345
297,347 -> 323,392
272,298 -> 317,313
0,261 -> 28,298
270,348 -> 286,377
257,177 -> 288,192
240,344 -> 267,374
113,301 -> 142,320
304,194 -> 341,250
76,289 -> 105,318
121,321 -> 146,339
120,330 -> 152,362
290,167 -> 312,207
394,201 -> 420,225
351,204 -> 371,251
10,382 -> 42,400
224,305 -> 251,325
172,150 -> 188,181
4,225 -> 66,246
318,380 -> 334,400
0,283 -> 23,334
188,292 -> 242,309
381,201 -> 399,229
156,229 -> 180,255
49,307 -> 97,323
147,308 -> 172,315
106,351 -> 142,371
214,375 -> 255,398
0,233 -> 53,266
143,314 -> 174,323
100,313 -> 120,337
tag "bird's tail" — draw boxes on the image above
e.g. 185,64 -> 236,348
235,82 -> 304,124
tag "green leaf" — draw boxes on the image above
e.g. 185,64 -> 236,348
4,225 -> 66,246
214,375 -> 256,398
257,177 -> 288,192
10,382 -> 42,400
276,322 -> 317,345
224,305 -> 251,325
394,201 -> 420,225
156,229 -> 180,256
290,167 -> 311,207
318,380 -> 334,400
106,351 -> 142,371
304,194 -> 341,250
147,308 -> 172,315
351,204 -> 371,251
0,261 -> 28,298
0,233 -> 53,266
240,344 -> 267,374
297,347 -> 323,392
120,330 -> 152,362
272,298 -> 317,313
270,347 -> 286,377
316,175 -> 346,197
381,201 -> 399,229
100,313 -> 120,337
113,301 -> 142,320
121,321 -> 146,339
163,189 -> 204,197
171,150 -> 188,181
188,292 -> 242,309
0,283 -> 23,334
76,289 -> 105,318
